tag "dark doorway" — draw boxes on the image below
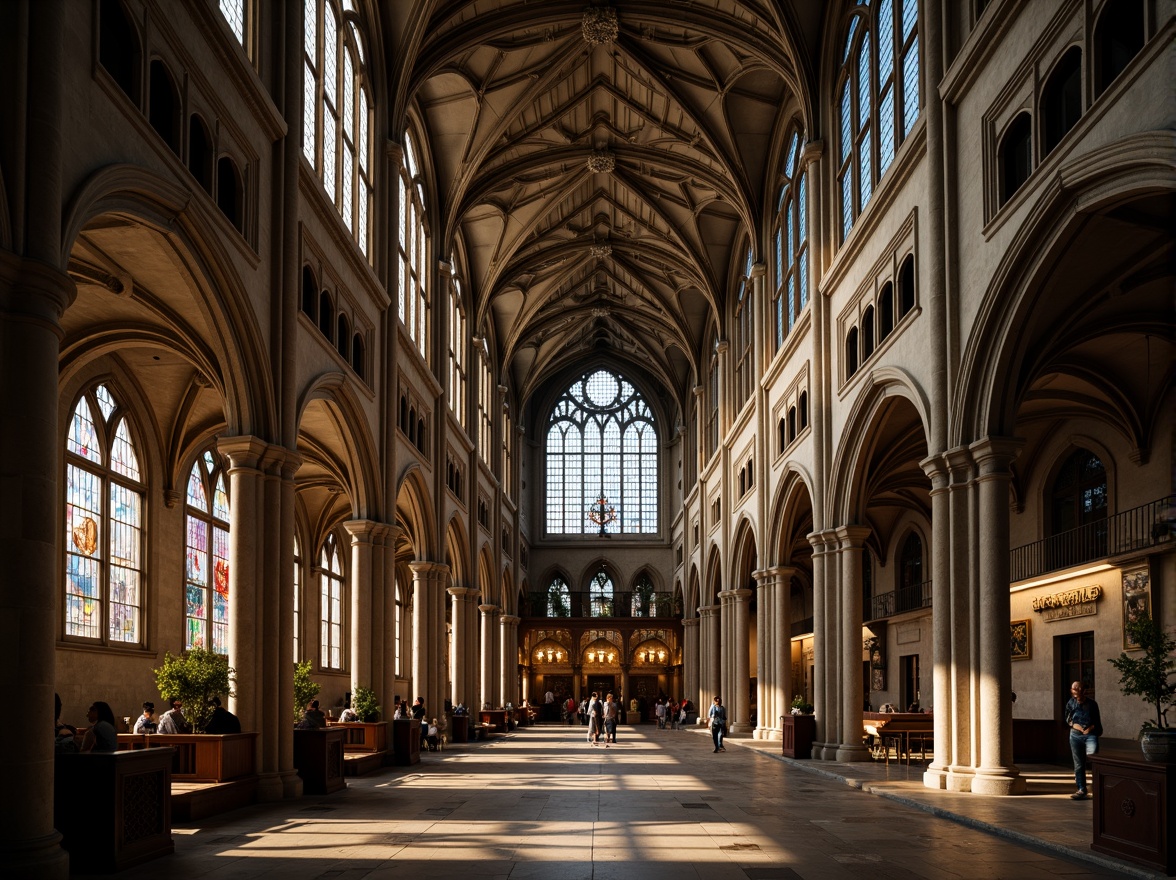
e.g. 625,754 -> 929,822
902,654 -> 920,711
1056,631 -> 1095,758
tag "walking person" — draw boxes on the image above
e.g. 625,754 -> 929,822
1065,680 -> 1102,800
586,692 -> 603,745
655,698 -> 666,729
708,695 -> 728,752
603,693 -> 618,745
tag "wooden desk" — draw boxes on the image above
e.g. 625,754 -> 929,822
116,732 -> 257,782
480,709 -> 511,731
863,713 -> 932,764
1091,754 -> 1175,874
294,727 -> 347,795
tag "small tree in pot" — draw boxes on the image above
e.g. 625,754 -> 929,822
293,659 -> 321,723
351,685 -> 381,722
154,648 -> 235,733
1108,610 -> 1176,762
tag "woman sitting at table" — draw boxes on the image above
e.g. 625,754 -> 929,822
81,701 -> 118,752
132,701 -> 157,734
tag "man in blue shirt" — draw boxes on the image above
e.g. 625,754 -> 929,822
1065,681 -> 1102,800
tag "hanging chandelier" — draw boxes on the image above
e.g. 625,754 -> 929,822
587,495 -> 617,536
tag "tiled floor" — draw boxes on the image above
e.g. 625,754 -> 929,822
116,724 -> 1163,879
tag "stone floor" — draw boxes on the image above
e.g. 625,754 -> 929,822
109,723 -> 1165,879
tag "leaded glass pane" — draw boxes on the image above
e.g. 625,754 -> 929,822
186,584 -> 207,649
839,82 -> 851,162
860,129 -> 873,207
879,0 -> 894,79
187,517 -> 208,586
344,53 -> 354,137
212,525 -> 229,654
68,396 -> 101,463
902,36 -> 920,135
213,474 -> 230,521
110,418 -> 140,480
902,0 -> 918,39
840,173 -> 852,238
187,465 -> 207,511
358,87 -> 369,172
342,148 -> 354,229
773,224 -> 782,288
66,463 -> 102,638
95,384 -> 116,420
303,61 -> 317,162
785,133 -> 799,176
857,36 -> 871,129
323,111 -> 337,200
219,0 -> 245,44
324,8 -> 338,103
879,84 -> 895,171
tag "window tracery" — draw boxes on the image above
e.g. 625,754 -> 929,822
185,448 -> 230,654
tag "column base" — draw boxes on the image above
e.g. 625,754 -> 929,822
280,768 -> 304,799
729,722 -> 752,735
754,727 -> 781,741
1,831 -> 69,880
835,743 -> 872,763
971,767 -> 1026,796
256,772 -> 286,803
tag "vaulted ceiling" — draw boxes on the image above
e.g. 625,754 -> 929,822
384,0 -> 824,416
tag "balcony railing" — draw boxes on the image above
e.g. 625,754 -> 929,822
867,579 -> 932,622
524,590 -> 682,619
1010,495 -> 1174,583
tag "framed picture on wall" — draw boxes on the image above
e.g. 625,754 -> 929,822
1010,619 -> 1030,661
1122,563 -> 1151,649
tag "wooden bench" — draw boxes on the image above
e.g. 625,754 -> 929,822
116,732 -> 258,819
327,721 -> 390,775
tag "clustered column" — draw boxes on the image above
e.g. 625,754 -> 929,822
699,604 -> 721,714
753,567 -> 793,739
448,586 -> 480,709
835,526 -> 871,762
411,562 -> 449,722
499,614 -> 520,707
479,603 -> 500,708
807,529 -> 839,758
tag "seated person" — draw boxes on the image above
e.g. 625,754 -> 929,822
81,701 -> 118,752
426,718 -> 440,751
55,693 -> 78,753
204,696 -> 242,734
132,701 -> 157,734
157,698 -> 192,734
338,703 -> 359,722
302,700 -> 327,729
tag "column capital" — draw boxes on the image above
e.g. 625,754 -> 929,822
343,519 -> 391,543
799,138 -> 824,169
717,588 -> 752,602
834,524 -> 871,549
447,585 -> 481,599
806,528 -> 840,553
478,603 -> 499,614
682,617 -> 700,629
217,434 -> 272,471
409,560 -> 450,580
499,615 -> 521,627
969,436 -> 1023,475
919,452 -> 950,488
753,566 -> 795,587
0,252 -> 75,324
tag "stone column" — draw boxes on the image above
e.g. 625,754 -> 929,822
220,436 -> 287,800
945,446 -> 976,790
722,588 -> 752,734
379,526 -> 402,718
620,663 -> 631,710
699,604 -> 721,720
345,521 -> 384,696
921,453 -> 952,790
448,586 -> 479,708
479,604 -> 499,708
410,561 -> 449,722
835,526 -> 871,762
807,529 -> 838,758
499,614 -> 520,707
971,438 -> 1025,795
754,567 -> 793,739
682,617 -> 699,711
274,451 -> 302,797
754,570 -> 770,738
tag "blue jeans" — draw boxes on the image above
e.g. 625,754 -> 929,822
1069,732 -> 1098,791
711,723 -> 725,750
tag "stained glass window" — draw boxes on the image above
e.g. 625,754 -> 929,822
304,0 -> 373,258
64,384 -> 144,645
545,369 -> 658,535
321,532 -> 344,670
836,0 -> 921,240
185,448 -> 230,654
772,127 -> 809,351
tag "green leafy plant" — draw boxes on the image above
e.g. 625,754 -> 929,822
154,648 -> 234,733
294,659 -> 321,723
1108,610 -> 1175,732
791,694 -> 814,714
351,684 -> 381,722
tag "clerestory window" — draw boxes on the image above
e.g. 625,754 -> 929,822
546,369 -> 658,535
773,128 -> 809,349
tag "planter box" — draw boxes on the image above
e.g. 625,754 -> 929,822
1090,754 -> 1175,875
55,748 -> 174,872
782,714 -> 816,759
327,721 -> 390,752
294,727 -> 347,795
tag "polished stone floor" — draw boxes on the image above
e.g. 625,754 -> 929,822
109,723 -> 1163,879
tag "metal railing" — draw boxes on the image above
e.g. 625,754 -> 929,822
868,578 -> 932,621
1010,495 -> 1173,583
524,590 -> 682,619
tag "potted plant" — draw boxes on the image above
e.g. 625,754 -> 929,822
351,685 -> 381,722
153,647 -> 235,733
1108,610 -> 1176,763
294,659 -> 321,723
790,694 -> 814,715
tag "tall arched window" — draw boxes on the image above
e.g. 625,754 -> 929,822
547,576 -> 570,617
590,570 -> 615,618
185,448 -> 230,654
449,268 -> 467,429
546,369 -> 658,535
999,112 -> 1033,204
632,573 -> 655,618
1042,47 -> 1082,156
773,129 -> 809,350
837,0 -> 921,240
478,338 -> 494,465
899,532 -> 923,589
303,0 -> 373,257
64,384 -> 145,645
705,332 -> 720,462
733,247 -> 755,410
398,130 -> 429,358
320,532 -> 344,670
218,0 -> 249,47
1051,450 -> 1107,534
1094,0 -> 1145,97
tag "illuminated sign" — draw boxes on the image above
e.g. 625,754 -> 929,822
1031,585 -> 1102,621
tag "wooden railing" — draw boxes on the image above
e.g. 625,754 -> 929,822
116,732 -> 257,782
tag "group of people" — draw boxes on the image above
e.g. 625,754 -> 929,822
583,692 -> 619,746
54,693 -> 237,753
